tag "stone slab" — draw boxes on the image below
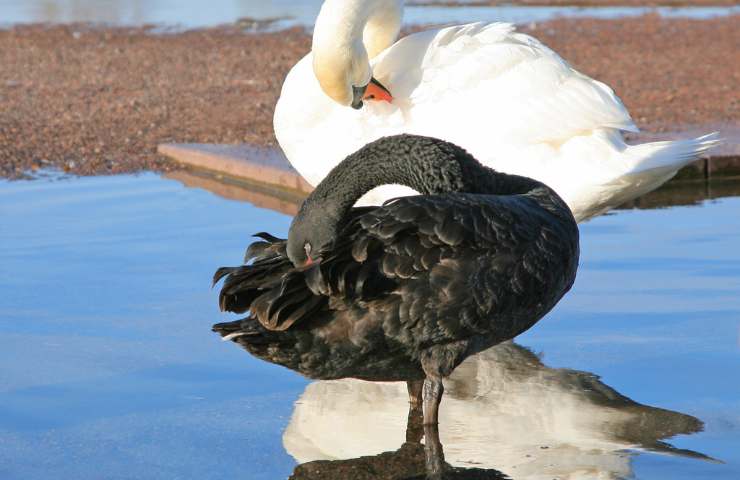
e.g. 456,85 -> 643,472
708,156 -> 740,178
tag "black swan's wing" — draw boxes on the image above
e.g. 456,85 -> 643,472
320,193 -> 578,347
214,194 -> 577,343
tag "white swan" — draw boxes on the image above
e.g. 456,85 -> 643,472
273,0 -> 718,222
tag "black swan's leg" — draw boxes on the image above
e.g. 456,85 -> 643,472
407,379 -> 424,409
422,376 -> 444,425
424,422 -> 445,479
420,340 -> 469,426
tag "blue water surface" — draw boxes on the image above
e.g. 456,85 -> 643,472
0,0 -> 737,29
0,172 -> 739,479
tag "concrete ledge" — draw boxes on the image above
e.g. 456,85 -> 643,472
708,156 -> 740,178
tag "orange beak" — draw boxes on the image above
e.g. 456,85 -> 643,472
363,77 -> 393,103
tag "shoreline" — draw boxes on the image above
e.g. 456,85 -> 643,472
1,14 -> 738,179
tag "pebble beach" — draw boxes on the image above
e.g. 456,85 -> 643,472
0,13 -> 738,178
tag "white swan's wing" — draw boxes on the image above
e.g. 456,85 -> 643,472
375,22 -> 636,143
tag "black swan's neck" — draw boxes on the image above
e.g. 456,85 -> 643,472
305,135 -> 545,215
287,135 -> 566,265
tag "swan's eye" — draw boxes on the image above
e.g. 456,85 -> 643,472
304,242 -> 312,258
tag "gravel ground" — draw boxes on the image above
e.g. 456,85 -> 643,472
0,14 -> 738,178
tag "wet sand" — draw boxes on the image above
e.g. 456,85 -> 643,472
1,14 -> 738,178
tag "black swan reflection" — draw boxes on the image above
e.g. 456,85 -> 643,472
284,342 -> 712,479
213,134 -> 579,424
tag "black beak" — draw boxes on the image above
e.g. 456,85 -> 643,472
351,84 -> 367,110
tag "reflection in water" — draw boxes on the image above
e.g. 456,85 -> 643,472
1,0 -> 320,29
32,0 -> 147,25
619,178 -> 740,212
165,170 -> 304,216
285,342 -> 710,479
167,166 -> 740,219
290,411 -> 508,480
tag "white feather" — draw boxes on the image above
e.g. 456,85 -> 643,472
222,332 -> 247,342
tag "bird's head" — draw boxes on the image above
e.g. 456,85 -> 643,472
287,204 -> 342,267
311,0 -> 396,109
312,43 -> 393,110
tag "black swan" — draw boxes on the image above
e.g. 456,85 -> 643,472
213,134 -> 580,425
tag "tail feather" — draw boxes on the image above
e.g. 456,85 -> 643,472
570,132 -> 721,222
212,318 -> 274,344
214,236 -> 292,314
213,232 -> 330,332
625,132 -> 720,175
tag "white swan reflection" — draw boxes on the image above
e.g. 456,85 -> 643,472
284,342 -> 709,479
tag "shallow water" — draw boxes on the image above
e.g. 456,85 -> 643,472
1,172 -> 739,479
0,0 -> 737,29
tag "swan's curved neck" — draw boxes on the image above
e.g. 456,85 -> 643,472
287,135 -> 551,265
311,0 -> 402,103
314,0 -> 403,59
302,135 -> 543,223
